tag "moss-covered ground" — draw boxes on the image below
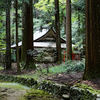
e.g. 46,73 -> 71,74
0,80 -> 61,100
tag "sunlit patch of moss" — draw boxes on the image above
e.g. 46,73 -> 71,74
74,83 -> 100,95
0,67 -> 3,70
21,89 -> 60,100
0,82 -> 31,90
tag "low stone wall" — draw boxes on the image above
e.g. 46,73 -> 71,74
0,74 -> 100,99
0,74 -> 69,96
70,84 -> 100,100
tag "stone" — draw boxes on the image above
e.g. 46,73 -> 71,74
97,94 -> 100,98
1,88 -> 8,92
62,94 -> 70,99
44,57 -> 53,62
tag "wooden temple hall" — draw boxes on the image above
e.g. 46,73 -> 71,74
1,28 -> 66,63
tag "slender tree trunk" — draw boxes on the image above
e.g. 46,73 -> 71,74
15,0 -> 21,72
55,0 -> 61,63
66,0 -> 72,60
5,1 -> 11,70
82,0 -> 100,80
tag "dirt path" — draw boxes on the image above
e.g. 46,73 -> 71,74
0,87 -> 26,100
0,82 -> 29,100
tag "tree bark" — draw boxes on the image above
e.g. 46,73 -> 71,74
21,1 -> 35,69
15,0 -> 21,72
21,2 -> 28,63
26,0 -> 35,68
55,0 -> 61,63
82,0 -> 100,80
66,0 -> 72,60
5,1 -> 11,70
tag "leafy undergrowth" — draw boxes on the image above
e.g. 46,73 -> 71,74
40,60 -> 85,74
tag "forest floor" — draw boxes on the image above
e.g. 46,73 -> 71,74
0,63 -> 100,90
0,63 -> 100,100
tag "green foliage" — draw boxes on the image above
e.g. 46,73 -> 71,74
71,0 -> 85,51
42,60 -> 85,74
20,61 -> 26,69
27,62 -> 36,69
61,60 -> 85,73
72,0 -> 85,13
0,0 -> 23,50
34,0 -> 66,35
34,0 -> 55,28
0,11 -> 6,51
42,66 -> 64,74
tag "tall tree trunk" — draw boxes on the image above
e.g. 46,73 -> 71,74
66,0 -> 72,60
5,1 -> 11,70
82,0 -> 100,80
15,0 -> 21,72
26,0 -> 35,69
21,0 -> 35,69
55,0 -> 61,63
21,2 -> 28,63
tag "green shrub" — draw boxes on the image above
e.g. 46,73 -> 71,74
42,60 -> 85,74
60,60 -> 85,73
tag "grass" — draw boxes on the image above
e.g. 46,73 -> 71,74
42,66 -> 66,74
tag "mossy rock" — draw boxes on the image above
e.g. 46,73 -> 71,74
70,84 -> 98,100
